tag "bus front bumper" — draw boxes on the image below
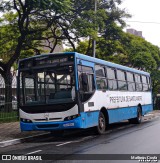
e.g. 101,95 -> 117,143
20,117 -> 82,131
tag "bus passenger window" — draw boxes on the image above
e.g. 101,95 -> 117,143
96,78 -> 107,90
142,75 -> 149,91
117,70 -> 127,90
106,68 -> 117,90
127,72 -> 136,91
147,77 -> 151,90
135,74 -> 143,91
95,65 -> 107,90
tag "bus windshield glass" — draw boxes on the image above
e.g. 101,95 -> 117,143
20,65 -> 75,105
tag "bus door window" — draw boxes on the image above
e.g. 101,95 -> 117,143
78,65 -> 95,102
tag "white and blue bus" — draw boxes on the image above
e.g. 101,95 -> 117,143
17,52 -> 152,134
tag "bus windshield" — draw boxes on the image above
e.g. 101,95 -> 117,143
20,65 -> 75,105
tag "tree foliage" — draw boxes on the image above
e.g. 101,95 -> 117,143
1,0 -> 159,111
0,0 -> 72,112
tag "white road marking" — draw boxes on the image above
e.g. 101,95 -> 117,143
56,141 -> 73,146
56,136 -> 96,147
25,150 -> 42,155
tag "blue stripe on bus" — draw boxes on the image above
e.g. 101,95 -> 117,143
108,104 -> 152,124
77,59 -> 95,68
20,104 -> 152,131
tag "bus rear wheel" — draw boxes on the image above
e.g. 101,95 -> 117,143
95,111 -> 106,134
129,106 -> 142,124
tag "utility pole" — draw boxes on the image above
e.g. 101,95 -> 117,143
93,0 -> 97,58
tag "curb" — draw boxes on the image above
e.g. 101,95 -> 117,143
0,132 -> 50,147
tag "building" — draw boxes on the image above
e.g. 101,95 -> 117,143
126,28 -> 144,39
42,39 -> 64,53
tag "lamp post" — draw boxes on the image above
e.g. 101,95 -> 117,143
93,0 -> 97,58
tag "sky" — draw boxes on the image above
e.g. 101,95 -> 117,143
120,0 -> 160,47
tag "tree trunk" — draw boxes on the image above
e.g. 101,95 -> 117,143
4,70 -> 12,112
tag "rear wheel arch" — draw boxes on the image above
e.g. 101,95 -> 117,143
129,104 -> 142,124
100,107 -> 109,126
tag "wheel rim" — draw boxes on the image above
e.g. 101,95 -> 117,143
99,113 -> 105,132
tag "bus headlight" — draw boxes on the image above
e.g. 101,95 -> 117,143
64,114 -> 80,121
21,118 -> 32,123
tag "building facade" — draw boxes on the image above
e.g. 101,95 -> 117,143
126,28 -> 144,39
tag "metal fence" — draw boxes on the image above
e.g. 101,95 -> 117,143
0,72 -> 18,123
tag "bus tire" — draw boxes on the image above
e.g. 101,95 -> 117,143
95,111 -> 106,134
129,106 -> 142,124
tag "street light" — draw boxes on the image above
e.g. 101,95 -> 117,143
93,0 -> 97,58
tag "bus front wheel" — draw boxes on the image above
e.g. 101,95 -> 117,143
95,111 -> 106,134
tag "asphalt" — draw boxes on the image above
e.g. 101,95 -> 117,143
0,110 -> 160,148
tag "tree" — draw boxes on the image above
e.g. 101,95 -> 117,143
0,0 -> 131,112
62,0 -> 130,53
0,0 -> 71,112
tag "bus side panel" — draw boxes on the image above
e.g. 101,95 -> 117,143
80,111 -> 99,128
108,107 -> 136,124
142,104 -> 153,115
107,104 -> 152,124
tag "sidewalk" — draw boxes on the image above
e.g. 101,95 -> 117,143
0,110 -> 160,147
0,122 -> 48,147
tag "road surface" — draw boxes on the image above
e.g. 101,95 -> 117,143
0,113 -> 160,163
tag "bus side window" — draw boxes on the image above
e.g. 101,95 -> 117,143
95,65 -> 107,90
135,74 -> 143,91
127,72 -> 136,91
117,69 -> 127,91
142,75 -> 148,91
106,67 -> 117,90
147,76 -> 151,90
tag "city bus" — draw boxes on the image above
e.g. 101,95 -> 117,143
17,52 -> 153,134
